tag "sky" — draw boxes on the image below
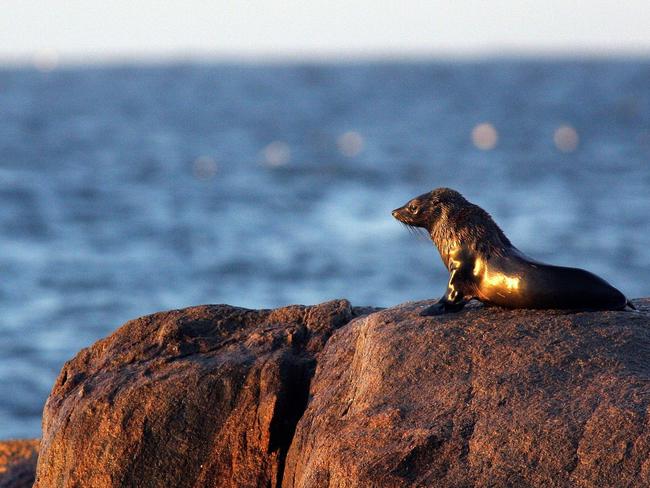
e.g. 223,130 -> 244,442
2,0 -> 650,64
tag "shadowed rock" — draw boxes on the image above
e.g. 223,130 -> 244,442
284,299 -> 650,488
34,300 -> 360,488
0,439 -> 39,488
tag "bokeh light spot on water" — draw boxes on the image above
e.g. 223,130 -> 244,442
554,125 -> 579,153
33,49 -> 59,73
192,156 -> 218,180
261,141 -> 291,167
337,131 -> 364,157
471,123 -> 498,150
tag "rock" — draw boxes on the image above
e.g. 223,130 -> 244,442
284,299 -> 650,488
0,439 -> 39,488
34,300 -> 361,488
33,297 -> 650,487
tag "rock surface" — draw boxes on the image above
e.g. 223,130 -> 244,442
32,298 -> 650,487
0,439 -> 39,488
284,299 -> 650,488
34,300 -> 362,488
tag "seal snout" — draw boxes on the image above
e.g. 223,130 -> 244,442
392,206 -> 418,227
391,208 -> 406,222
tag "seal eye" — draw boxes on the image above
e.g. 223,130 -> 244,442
408,203 -> 420,214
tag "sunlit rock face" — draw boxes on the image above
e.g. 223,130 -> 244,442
285,299 -> 650,488
34,300 -> 360,488
31,298 -> 650,487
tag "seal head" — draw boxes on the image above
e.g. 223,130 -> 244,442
393,188 -> 633,315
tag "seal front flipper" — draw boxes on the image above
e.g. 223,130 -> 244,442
420,298 -> 467,316
420,258 -> 471,316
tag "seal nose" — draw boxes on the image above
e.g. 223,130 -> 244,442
391,209 -> 399,218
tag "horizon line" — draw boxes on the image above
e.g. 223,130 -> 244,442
3,47 -> 650,69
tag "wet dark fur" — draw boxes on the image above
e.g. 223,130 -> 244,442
392,188 -> 634,315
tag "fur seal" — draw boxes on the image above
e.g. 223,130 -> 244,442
392,187 -> 635,315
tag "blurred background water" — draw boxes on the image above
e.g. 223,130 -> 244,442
1,60 -> 649,439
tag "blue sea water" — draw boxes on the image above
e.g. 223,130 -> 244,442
1,60 -> 649,439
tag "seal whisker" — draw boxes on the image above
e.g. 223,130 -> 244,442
413,226 -> 429,241
401,222 -> 428,241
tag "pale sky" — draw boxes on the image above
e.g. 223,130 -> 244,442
2,0 -> 650,63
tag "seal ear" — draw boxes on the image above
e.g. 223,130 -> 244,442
427,205 -> 442,222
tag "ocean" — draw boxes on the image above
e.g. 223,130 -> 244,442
1,60 -> 649,438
